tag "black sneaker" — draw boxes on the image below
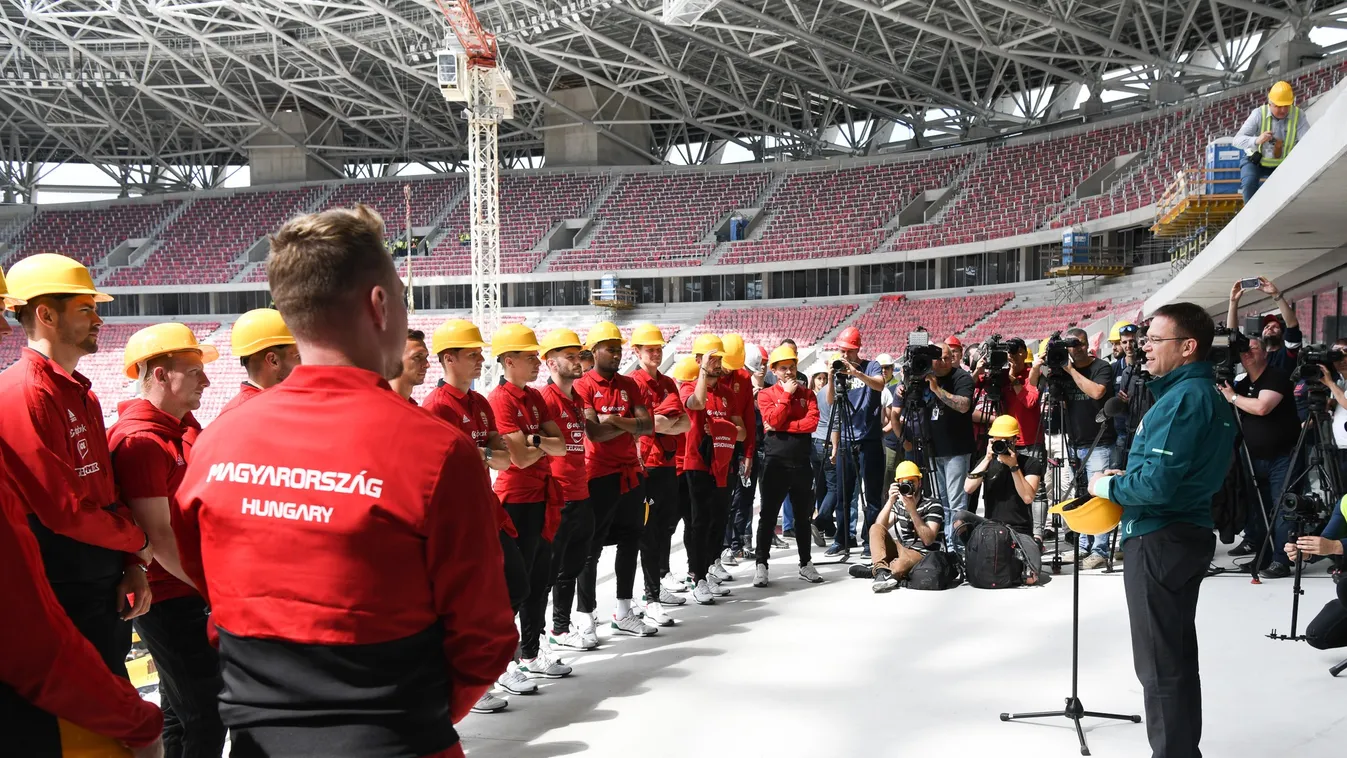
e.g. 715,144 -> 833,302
811,524 -> 826,547
1228,541 -> 1254,557
871,568 -> 898,593
849,563 -> 874,579
782,529 -> 796,539
1260,562 -> 1292,579
771,535 -> 789,549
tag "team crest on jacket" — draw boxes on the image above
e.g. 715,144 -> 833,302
532,406 -> 540,423
77,439 -> 88,459
620,389 -> 628,402
480,411 -> 488,427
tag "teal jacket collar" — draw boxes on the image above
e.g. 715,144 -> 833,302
1147,361 -> 1214,398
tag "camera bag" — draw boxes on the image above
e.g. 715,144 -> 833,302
965,521 -> 1024,589
906,550 -> 961,590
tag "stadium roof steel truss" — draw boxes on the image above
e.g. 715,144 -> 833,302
0,0 -> 1341,196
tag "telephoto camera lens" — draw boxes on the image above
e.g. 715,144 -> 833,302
991,439 -> 1011,456
896,480 -> 917,497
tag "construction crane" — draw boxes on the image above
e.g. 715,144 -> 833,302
435,0 -> 515,386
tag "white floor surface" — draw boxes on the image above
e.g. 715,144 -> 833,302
458,539 -> 1347,758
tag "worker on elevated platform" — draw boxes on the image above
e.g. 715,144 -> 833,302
1234,80 -> 1311,204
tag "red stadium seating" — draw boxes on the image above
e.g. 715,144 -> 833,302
4,202 -> 183,268
848,293 -> 1014,357
687,304 -> 857,348
961,299 -> 1111,344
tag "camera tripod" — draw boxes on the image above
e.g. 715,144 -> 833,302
895,374 -> 952,533
1002,393 -> 1139,756
821,363 -> 867,563
1263,387 -> 1340,642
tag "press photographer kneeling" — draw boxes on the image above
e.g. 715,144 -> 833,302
954,415 -> 1046,585
1286,501 -> 1347,650
867,461 -> 950,593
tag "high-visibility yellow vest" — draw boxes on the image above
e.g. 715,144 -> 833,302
1340,493 -> 1346,521
1259,105 -> 1301,167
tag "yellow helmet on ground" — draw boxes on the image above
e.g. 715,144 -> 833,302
988,415 -> 1021,439
721,334 -> 746,370
630,323 -> 666,347
895,461 -> 923,481
231,308 -> 295,358
492,323 -> 541,355
585,321 -> 624,350
1049,496 -> 1122,536
768,345 -> 797,368
671,356 -> 700,382
1268,80 -> 1295,107
432,319 -> 485,354
692,333 -> 725,358
124,323 -> 220,379
1108,320 -> 1135,342
5,253 -> 111,312
539,328 -> 583,357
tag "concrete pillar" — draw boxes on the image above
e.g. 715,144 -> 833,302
933,258 -> 944,290
544,88 -> 653,167
1018,247 -> 1030,282
248,110 -> 341,186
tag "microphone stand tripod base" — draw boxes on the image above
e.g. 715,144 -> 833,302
1000,697 -> 1140,756
1330,659 -> 1347,677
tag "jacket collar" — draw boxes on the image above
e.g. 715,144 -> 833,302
280,364 -> 392,393
22,347 -> 92,394
1148,360 -> 1213,398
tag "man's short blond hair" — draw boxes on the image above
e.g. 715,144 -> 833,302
266,204 -> 394,340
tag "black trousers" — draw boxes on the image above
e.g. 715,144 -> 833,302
54,578 -> 133,679
0,684 -> 60,758
505,501 -> 549,659
726,449 -> 759,551
756,458 -> 814,568
549,499 -> 594,634
578,473 -> 646,612
640,467 -> 678,600
1123,522 -> 1215,758
134,595 -> 226,758
1305,574 -> 1347,650
500,529 -> 528,613
670,473 -> 694,576
685,470 -> 732,581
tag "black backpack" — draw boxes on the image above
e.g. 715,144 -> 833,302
965,521 -> 1024,589
905,550 -> 961,591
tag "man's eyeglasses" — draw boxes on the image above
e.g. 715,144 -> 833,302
1138,336 -> 1188,347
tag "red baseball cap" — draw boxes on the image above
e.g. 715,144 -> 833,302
1261,314 -> 1283,328
947,336 -> 963,348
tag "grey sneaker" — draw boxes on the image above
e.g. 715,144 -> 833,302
705,578 -> 730,596
691,579 -> 716,605
798,562 -> 823,584
752,563 -> 769,587
612,610 -> 658,637
720,548 -> 740,567
871,568 -> 898,593
657,587 -> 686,606
709,559 -> 733,582
811,524 -> 826,547
519,651 -> 572,679
472,692 -> 509,714
496,664 -> 538,694
662,573 -> 689,593
643,601 -> 674,626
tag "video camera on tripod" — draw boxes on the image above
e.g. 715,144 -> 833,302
1209,327 -> 1250,385
1042,331 -> 1082,373
1290,344 -> 1344,385
900,330 -> 943,392
980,334 -> 1012,388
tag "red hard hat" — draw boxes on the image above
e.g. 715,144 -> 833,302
946,335 -> 963,348
836,326 -> 861,350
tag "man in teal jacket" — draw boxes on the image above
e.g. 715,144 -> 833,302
1089,302 -> 1234,758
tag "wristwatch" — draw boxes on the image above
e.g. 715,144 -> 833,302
481,446 -> 494,460
1008,465 -> 1021,473
529,434 -> 542,448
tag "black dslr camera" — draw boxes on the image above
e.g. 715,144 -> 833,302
896,479 -> 919,497
991,439 -> 1013,456
1209,327 -> 1250,385
1043,331 -> 1081,372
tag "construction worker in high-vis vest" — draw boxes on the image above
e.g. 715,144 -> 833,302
1234,80 -> 1312,204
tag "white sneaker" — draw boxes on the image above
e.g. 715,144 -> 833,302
548,628 -> 597,651
472,692 -> 508,714
612,610 -> 658,637
705,577 -> 730,596
720,548 -> 739,567
709,559 -> 733,581
577,612 -> 600,649
643,601 -> 675,627
798,562 -> 824,583
519,650 -> 572,679
752,563 -> 769,587
691,579 -> 716,605
496,664 -> 538,695
658,587 -> 686,606
662,573 -> 689,593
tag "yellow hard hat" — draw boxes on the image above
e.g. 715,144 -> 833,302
5,253 -> 111,312
124,323 -> 220,379
671,356 -> 700,382
585,321 -> 624,350
1108,320 -> 1135,342
492,323 -> 541,355
721,334 -> 746,370
0,268 -> 25,308
629,323 -> 666,347
1049,495 -> 1122,537
1268,80 -> 1294,107
768,344 -> 797,368
988,415 -> 1021,439
895,460 -> 922,481
692,333 -> 725,358
432,319 -> 485,354
59,720 -> 132,758
231,308 -> 295,358
539,328 -> 583,357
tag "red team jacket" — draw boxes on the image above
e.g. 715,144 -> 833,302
724,367 -> 758,460
107,398 -> 202,604
756,383 -> 820,434
632,368 -> 684,470
679,380 -> 738,487
0,474 -> 163,750
574,370 -> 645,489
423,382 -> 517,537
541,382 -> 588,502
173,365 -> 517,757
217,382 -> 263,417
0,349 -> 144,586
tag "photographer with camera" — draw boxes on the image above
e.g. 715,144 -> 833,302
972,337 -> 1041,450
1287,501 -> 1347,650
867,462 -> 945,593
1226,277 -> 1301,373
1030,327 -> 1116,568
824,327 -> 888,559
1113,323 -> 1148,468
1315,339 -> 1347,483
1217,335 -> 1300,577
900,343 -> 977,551
955,416 -> 1045,582
1086,303 -> 1235,758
